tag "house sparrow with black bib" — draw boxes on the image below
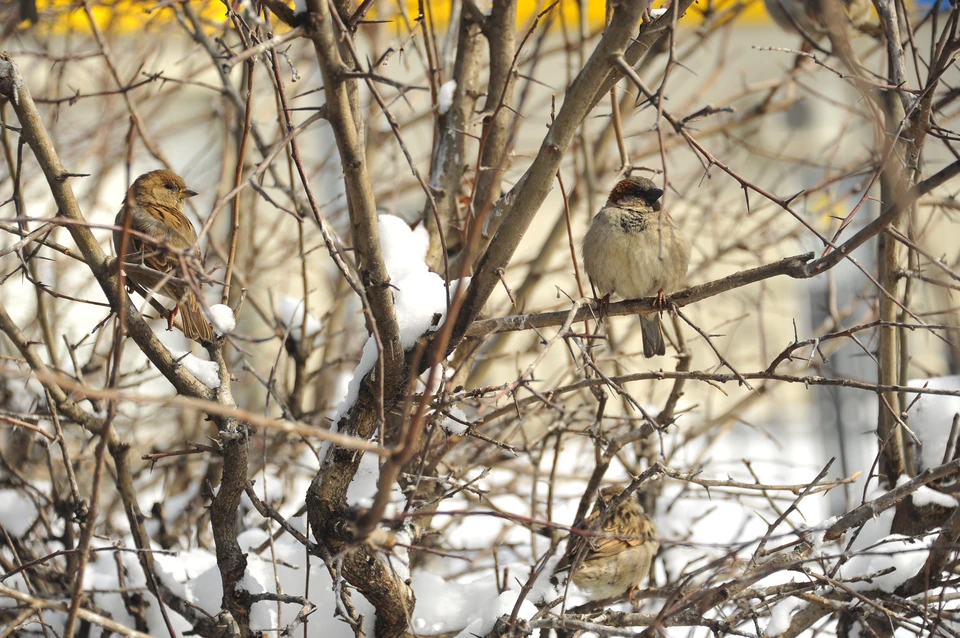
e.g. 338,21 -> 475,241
582,176 -> 690,358
114,170 -> 214,344
552,486 -> 659,602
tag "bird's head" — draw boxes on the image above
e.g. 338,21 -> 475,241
594,486 -> 635,512
607,175 -> 664,210
130,169 -> 198,210
593,486 -> 646,532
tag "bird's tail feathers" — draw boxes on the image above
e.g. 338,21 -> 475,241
639,315 -> 665,358
180,293 -> 215,344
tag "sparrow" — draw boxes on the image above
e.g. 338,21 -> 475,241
582,176 -> 691,358
763,0 -> 874,41
114,170 -> 214,344
552,486 -> 659,602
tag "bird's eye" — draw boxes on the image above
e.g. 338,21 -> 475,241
165,182 -> 176,190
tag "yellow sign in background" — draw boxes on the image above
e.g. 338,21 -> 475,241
12,0 -> 771,34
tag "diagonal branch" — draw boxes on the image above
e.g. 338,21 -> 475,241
442,0 -> 695,358
823,458 -> 960,541
802,158 -> 960,278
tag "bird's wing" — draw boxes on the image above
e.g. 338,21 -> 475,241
136,203 -> 198,244
585,516 -> 658,559
116,204 -> 196,293
584,533 -> 642,560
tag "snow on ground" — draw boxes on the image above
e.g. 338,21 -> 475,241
841,534 -> 936,593
404,415 -> 842,634
411,568 -> 539,636
0,518 -> 381,637
0,487 -> 42,537
765,597 -> 805,637
0,394 -> 939,637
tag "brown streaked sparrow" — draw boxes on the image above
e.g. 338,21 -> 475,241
114,170 -> 214,344
552,486 -> 659,602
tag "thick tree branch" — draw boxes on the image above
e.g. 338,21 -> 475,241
302,1 -> 403,390
298,4 -> 415,636
423,6 -> 484,270
469,0 -> 518,242
824,459 -> 960,541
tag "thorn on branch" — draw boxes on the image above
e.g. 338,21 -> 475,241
497,268 -> 516,306
58,172 -> 90,181
783,189 -> 806,206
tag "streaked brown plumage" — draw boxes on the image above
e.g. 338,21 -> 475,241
582,176 -> 690,357
114,170 -> 214,344
553,486 -> 659,602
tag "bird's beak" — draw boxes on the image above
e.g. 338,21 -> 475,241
182,188 -> 198,198
647,188 -> 664,202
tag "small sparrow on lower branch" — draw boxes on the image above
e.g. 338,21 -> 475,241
113,170 -> 214,344
552,486 -> 659,602
582,176 -> 691,357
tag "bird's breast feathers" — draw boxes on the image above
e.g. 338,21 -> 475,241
583,208 -> 686,299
